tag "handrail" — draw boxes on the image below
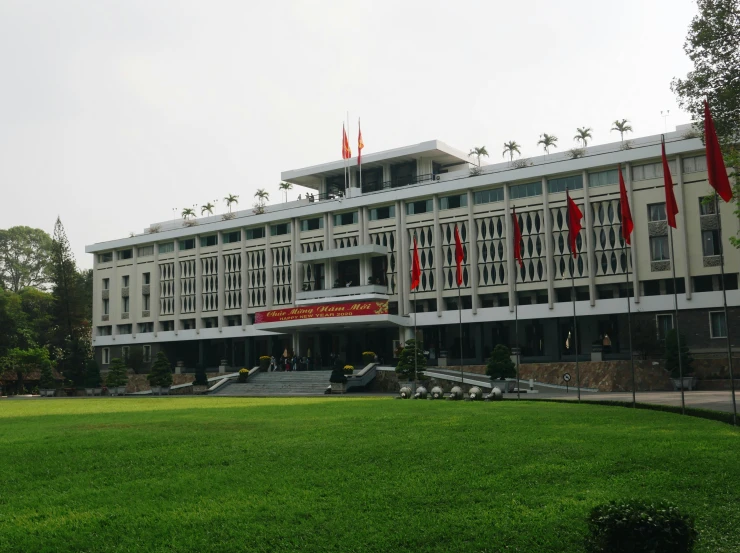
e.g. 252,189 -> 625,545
361,173 -> 440,194
346,363 -> 377,391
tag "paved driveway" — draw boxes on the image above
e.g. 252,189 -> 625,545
531,390 -> 738,414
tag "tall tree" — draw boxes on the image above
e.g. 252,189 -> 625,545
611,119 -> 633,142
224,194 -> 239,213
254,189 -> 269,207
0,226 -> 53,292
574,127 -> 593,147
537,134 -> 558,155
468,146 -> 489,167
278,181 -> 293,202
502,141 -> 521,162
200,202 -> 215,216
181,208 -> 195,220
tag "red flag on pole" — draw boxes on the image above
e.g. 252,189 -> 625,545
618,165 -> 634,245
411,235 -> 421,290
704,100 -> 733,202
357,119 -> 364,166
454,224 -> 464,286
512,208 -> 524,268
661,138 -> 679,229
566,190 -> 583,259
342,124 -> 351,159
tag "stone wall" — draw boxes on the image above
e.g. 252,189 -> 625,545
125,371 -> 223,393
516,361 -> 672,392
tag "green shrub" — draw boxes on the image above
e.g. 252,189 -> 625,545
193,364 -> 208,386
259,356 -> 270,370
362,351 -> 376,365
329,368 -> 347,384
585,500 -> 697,553
147,352 -> 173,388
237,368 -> 249,383
665,329 -> 693,378
106,358 -> 128,388
39,359 -> 56,389
486,344 -> 515,379
395,339 -> 426,380
84,359 -> 102,388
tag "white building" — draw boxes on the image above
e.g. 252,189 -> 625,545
86,124 -> 739,370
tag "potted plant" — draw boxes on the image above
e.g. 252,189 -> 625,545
193,363 -> 208,394
343,364 -> 354,375
105,358 -> 128,396
85,359 -> 102,396
237,368 -> 249,383
259,356 -> 271,371
39,358 -> 56,397
147,351 -> 173,395
329,367 -> 347,393
665,329 -> 696,390
395,339 -> 426,381
362,351 -> 376,366
486,345 -> 516,393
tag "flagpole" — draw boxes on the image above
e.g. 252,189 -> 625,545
623,238 -> 636,408
714,194 -> 737,425
358,117 -> 362,191
458,281 -> 463,388
414,286 -> 418,395
347,111 -> 351,190
668,225 -> 686,415
566,189 -> 581,403
513,207 -> 520,400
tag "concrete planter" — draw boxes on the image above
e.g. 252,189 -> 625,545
41,389 -> 55,397
672,377 -> 698,391
150,386 -> 161,395
192,385 -> 208,395
160,386 -> 171,395
117,386 -> 127,396
94,388 -> 103,396
330,382 -> 346,394
85,388 -> 94,396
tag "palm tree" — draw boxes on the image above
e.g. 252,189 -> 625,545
611,119 -> 633,142
224,194 -> 239,213
278,181 -> 293,202
254,189 -> 269,207
200,202 -> 215,216
574,127 -> 593,148
537,134 -> 558,155
502,141 -> 521,162
468,146 -> 489,167
181,208 -> 195,220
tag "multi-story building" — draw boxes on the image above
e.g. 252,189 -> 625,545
86,124 -> 739,371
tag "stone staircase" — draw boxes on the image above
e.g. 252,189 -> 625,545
211,370 -> 332,396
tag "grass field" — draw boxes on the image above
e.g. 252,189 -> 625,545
1,398 -> 739,553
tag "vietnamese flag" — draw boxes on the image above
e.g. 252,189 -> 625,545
357,119 -> 364,166
342,124 -> 351,159
661,138 -> 679,229
566,189 -> 583,258
618,164 -> 634,245
454,224 -> 464,286
704,100 -> 733,202
411,235 -> 421,290
512,208 -> 524,268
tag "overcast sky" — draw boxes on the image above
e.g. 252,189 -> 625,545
0,0 -> 698,269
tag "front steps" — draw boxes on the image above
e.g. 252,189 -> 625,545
212,370 -> 332,396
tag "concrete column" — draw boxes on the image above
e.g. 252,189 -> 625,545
153,243 -> 159,337
504,183 -> 516,312
325,213 -> 333,287
195,235 -> 202,333
676,154 -> 692,300
130,247 -> 138,338
291,218 -> 299,306
625,163 -> 640,304
433,195 -> 443,317
217,232 -> 225,329
382,164 -> 391,184
111,257 -> 119,339
174,241 -> 181,335
467,189 -> 479,314
358,208 -> 367,285
583,171 -> 596,306
398,200 -> 410,316
241,232 -> 249,328
265,229 -> 274,309
542,177 -> 554,308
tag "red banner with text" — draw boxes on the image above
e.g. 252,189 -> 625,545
255,301 -> 389,324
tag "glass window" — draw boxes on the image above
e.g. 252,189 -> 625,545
143,345 -> 152,362
699,196 -> 716,215
122,275 -> 129,287
270,223 -> 290,236
142,295 -> 150,310
632,160 -> 676,181
369,205 -> 395,220
223,231 -> 241,243
143,272 -> 150,285
683,155 -> 707,174
200,235 -> 218,247
588,169 -> 618,188
102,348 -> 110,365
118,249 -> 133,260
439,194 -> 468,210
702,230 -> 720,256
117,324 -> 132,335
102,278 -> 110,290
333,212 -> 358,226
97,326 -> 112,337
710,312 -> 727,338
103,298 -> 109,315
656,314 -> 673,340
473,188 -> 504,205
300,217 -> 324,231
650,236 -> 670,261
122,296 -> 129,313
648,203 -> 666,222
547,174 -> 583,194
121,346 -> 130,362
246,227 -> 265,240
158,242 -> 174,254
405,200 -> 433,215
179,238 -> 195,251
98,252 -> 113,263
509,181 -> 542,200
137,245 -> 154,257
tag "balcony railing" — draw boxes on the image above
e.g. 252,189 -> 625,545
361,173 -> 439,194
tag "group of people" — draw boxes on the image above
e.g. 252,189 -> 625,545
268,354 -> 315,372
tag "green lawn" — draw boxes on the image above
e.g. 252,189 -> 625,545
1,398 -> 739,553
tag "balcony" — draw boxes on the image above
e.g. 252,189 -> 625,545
296,284 -> 389,305
361,173 -> 440,194
296,243 -> 387,264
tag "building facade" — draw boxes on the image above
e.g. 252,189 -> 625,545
86,125 -> 739,371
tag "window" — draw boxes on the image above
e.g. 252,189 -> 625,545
181,319 -> 195,330
699,196 -> 716,215
138,322 -> 153,333
246,227 -> 265,240
405,200 -> 432,215
589,169 -> 618,188
632,160 -> 676,181
300,217 -> 324,231
179,238 -> 195,251
137,245 -> 154,257
473,188 -> 504,205
200,235 -> 218,247
369,205 -> 395,220
158,242 -> 174,254
270,223 -> 290,236
117,249 -> 133,260
97,326 -> 112,336
117,324 -> 132,335
509,181 -> 542,200
98,252 -> 113,263
702,230 -> 720,256
142,294 -> 150,311
143,272 -> 150,285
122,296 -> 130,313
122,275 -> 130,287
160,320 -> 174,331
223,231 -> 241,244
650,236 -> 670,261
102,348 -> 110,365
102,278 -> 110,290
439,194 -> 468,210
548,174 -> 583,194
656,314 -> 673,340
143,345 -> 152,362
648,203 -> 666,222
683,155 -> 707,174
710,311 -> 727,338
103,299 -> 109,315
121,346 -> 130,362
334,212 -> 358,226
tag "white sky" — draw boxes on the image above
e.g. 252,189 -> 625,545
0,0 -> 698,269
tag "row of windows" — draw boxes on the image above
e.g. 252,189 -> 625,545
100,345 -> 152,365
655,311 -> 727,340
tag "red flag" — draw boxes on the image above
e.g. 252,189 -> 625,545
454,224 -> 464,286
511,208 -> 523,268
704,100 -> 733,202
618,165 -> 634,245
342,124 -> 351,159
661,138 -> 679,228
357,119 -> 364,166
411,235 -> 421,290
566,190 -> 583,259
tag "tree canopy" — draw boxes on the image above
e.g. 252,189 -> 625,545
0,226 -> 53,293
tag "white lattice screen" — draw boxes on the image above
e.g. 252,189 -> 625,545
592,199 -> 631,276
441,221 -> 469,289
551,205 -> 588,279
247,249 -> 267,307
159,262 -> 174,315
370,231 -> 396,294
476,215 -> 507,287
223,253 -> 242,310
179,259 -> 196,313
515,210 -> 547,283
201,256 -> 218,312
272,245 -> 292,305
408,226 -> 435,292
